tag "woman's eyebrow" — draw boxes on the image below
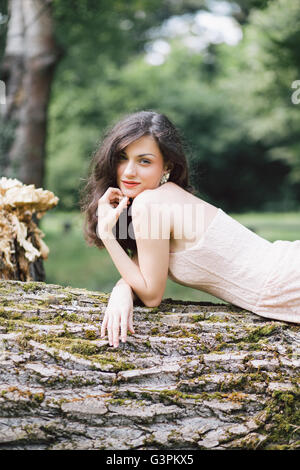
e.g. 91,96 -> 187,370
122,152 -> 157,158
137,153 -> 156,158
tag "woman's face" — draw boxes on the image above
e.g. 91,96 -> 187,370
116,135 -> 167,198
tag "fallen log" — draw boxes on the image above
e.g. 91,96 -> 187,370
0,280 -> 299,450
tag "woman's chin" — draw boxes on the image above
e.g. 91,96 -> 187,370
122,187 -> 143,198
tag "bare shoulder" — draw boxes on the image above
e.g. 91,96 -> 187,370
132,182 -> 184,206
158,181 -> 183,197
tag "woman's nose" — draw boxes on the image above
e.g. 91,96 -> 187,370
124,161 -> 137,176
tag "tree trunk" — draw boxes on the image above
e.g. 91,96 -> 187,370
1,0 -> 60,188
0,279 -> 299,450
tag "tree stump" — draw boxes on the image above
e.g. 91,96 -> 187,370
0,279 -> 299,450
0,177 -> 58,281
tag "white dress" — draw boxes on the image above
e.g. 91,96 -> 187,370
168,208 -> 300,323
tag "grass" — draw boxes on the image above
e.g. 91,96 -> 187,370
40,208 -> 300,302
231,211 -> 300,243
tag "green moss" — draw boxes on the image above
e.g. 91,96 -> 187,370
90,354 -> 135,371
10,328 -> 136,372
157,389 -> 227,403
192,314 -> 230,323
21,282 -> 43,293
214,342 -> 228,351
272,390 -> 295,406
27,316 -> 42,323
0,309 -> 22,320
108,398 -> 127,406
243,324 -> 279,343
84,329 -> 97,340
262,389 -> 300,447
32,392 -> 45,403
63,293 -> 74,302
149,307 -> 160,313
68,341 -> 99,356
192,314 -> 206,322
168,328 -> 200,341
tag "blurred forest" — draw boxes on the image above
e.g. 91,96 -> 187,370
0,0 -> 300,296
1,0 -> 300,212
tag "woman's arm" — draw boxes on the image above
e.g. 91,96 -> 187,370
101,279 -> 135,347
100,255 -> 142,347
115,277 -> 137,300
98,188 -> 170,307
116,253 -> 149,303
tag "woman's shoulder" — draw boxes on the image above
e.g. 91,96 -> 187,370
133,182 -> 183,205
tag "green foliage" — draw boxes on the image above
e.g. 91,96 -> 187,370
217,0 -> 300,186
0,0 -> 8,62
44,0 -> 300,211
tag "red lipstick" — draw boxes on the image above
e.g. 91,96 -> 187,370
122,181 -> 141,188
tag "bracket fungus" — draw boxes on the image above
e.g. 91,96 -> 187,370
0,177 -> 58,281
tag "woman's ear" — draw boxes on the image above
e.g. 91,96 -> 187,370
165,162 -> 173,172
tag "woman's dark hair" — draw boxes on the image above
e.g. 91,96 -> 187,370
80,110 -> 194,256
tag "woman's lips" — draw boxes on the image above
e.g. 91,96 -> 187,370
122,181 -> 141,188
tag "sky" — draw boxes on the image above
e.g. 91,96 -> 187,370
145,0 -> 243,66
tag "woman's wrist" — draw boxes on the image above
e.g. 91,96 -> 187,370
112,280 -> 135,298
114,279 -> 137,301
116,278 -> 129,286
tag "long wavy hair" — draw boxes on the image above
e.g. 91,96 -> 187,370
80,110 -> 194,256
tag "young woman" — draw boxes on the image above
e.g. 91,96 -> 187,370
81,110 -> 300,347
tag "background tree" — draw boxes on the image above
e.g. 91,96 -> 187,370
1,0 -> 60,187
0,0 -> 209,187
1,0 -> 299,212
46,0 -> 296,212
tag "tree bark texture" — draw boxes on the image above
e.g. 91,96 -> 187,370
1,0 -> 60,187
0,280 -> 299,450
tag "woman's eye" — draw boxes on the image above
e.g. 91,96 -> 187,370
118,154 -> 150,164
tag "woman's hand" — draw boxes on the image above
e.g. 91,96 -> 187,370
100,283 -> 135,348
97,187 -> 129,239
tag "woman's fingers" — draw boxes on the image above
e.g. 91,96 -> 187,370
107,317 -> 113,346
100,187 -> 123,204
112,319 -> 120,348
100,314 -> 108,338
97,190 -> 128,237
128,314 -> 135,335
115,196 -> 128,216
101,309 -> 134,347
120,316 -> 128,343
102,311 -> 119,347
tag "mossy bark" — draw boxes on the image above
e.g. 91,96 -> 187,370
0,280 -> 299,450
